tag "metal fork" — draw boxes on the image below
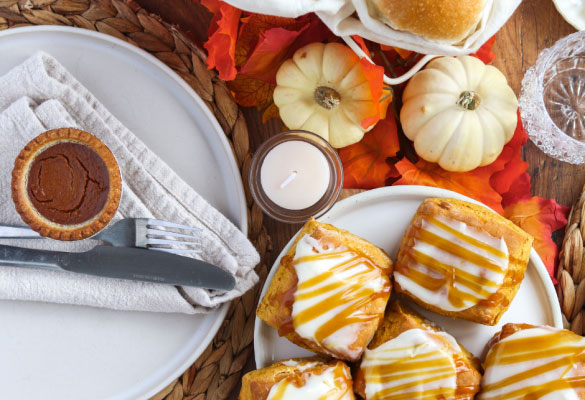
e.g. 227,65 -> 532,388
0,219 -> 202,255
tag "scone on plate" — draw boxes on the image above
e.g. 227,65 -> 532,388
479,323 -> 585,400
256,218 -> 393,361
239,358 -> 355,400
355,300 -> 482,400
394,198 -> 533,325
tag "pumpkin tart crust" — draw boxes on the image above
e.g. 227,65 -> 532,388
11,128 -> 122,241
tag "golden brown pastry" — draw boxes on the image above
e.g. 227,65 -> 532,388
354,300 -> 482,400
394,198 -> 533,325
256,219 -> 392,361
366,0 -> 486,44
239,358 -> 355,400
12,128 -> 121,241
479,323 -> 585,400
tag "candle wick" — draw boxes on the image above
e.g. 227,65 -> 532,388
280,171 -> 298,189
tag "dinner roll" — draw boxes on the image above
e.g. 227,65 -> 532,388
366,0 -> 487,44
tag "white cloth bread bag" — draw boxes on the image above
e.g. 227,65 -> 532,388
220,0 -> 522,57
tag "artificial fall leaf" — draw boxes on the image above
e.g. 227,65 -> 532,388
227,74 -> 274,108
262,102 -> 280,123
380,44 -> 413,60
358,58 -> 390,129
235,14 -> 320,67
501,172 -> 532,208
339,114 -> 400,189
394,158 -> 504,214
239,25 -> 309,83
202,0 -> 241,81
504,197 -> 570,277
472,35 -> 497,64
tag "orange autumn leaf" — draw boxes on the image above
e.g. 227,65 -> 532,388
236,14 -> 315,67
262,102 -> 280,123
395,158 -> 504,214
239,25 -> 309,83
472,35 -> 497,64
504,197 -> 570,277
339,114 -> 400,189
380,44 -> 413,60
202,0 -> 241,81
226,74 -> 274,108
358,58 -> 390,129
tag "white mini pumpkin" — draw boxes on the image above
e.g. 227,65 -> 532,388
400,56 -> 518,172
273,42 -> 380,148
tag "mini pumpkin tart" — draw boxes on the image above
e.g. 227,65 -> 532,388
256,218 -> 393,361
239,358 -> 355,400
11,128 -> 121,241
479,323 -> 585,400
354,300 -> 482,400
394,198 -> 533,325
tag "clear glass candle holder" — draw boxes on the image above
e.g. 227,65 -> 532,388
519,30 -> 585,164
249,131 -> 343,224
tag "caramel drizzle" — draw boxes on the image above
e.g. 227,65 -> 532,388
268,362 -> 353,400
397,216 -> 508,309
362,331 -> 475,400
292,248 -> 390,346
480,330 -> 585,400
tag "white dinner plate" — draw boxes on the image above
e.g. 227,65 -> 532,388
0,26 -> 247,399
254,186 -> 563,368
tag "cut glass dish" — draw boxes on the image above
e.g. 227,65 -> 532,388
520,31 -> 585,164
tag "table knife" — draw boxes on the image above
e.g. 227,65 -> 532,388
0,245 -> 235,291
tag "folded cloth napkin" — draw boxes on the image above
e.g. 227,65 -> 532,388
0,52 -> 259,314
221,0 -> 521,56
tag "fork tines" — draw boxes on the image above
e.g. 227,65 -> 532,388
145,218 -> 202,255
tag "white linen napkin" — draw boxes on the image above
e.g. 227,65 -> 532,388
0,52 -> 259,314
221,0 -> 521,56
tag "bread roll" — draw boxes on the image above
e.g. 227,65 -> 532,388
366,0 -> 487,44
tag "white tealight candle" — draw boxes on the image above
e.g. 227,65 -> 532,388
260,141 -> 331,210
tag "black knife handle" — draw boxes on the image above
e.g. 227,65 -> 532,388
0,245 -> 64,271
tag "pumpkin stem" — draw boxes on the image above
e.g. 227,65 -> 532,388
456,91 -> 482,110
314,86 -> 341,110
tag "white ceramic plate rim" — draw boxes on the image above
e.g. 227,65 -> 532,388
254,185 -> 563,367
0,25 -> 247,400
552,0 -> 585,31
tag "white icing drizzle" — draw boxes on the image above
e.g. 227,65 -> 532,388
291,234 -> 390,359
361,328 -> 463,400
266,361 -> 354,400
479,326 -> 585,400
394,215 -> 509,311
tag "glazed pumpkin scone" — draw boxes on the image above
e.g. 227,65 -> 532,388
394,198 -> 533,325
479,323 -> 585,400
354,300 -> 482,400
256,218 -> 393,361
239,358 -> 355,400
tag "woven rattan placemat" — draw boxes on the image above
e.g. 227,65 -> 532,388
0,1 -> 271,399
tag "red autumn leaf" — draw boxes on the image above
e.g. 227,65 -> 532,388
394,158 -> 504,214
239,25 -> 309,83
472,35 -> 497,64
226,74 -> 274,108
501,172 -> 532,208
504,197 -> 570,277
202,0 -> 241,81
236,14 -> 312,67
484,111 -> 529,196
339,114 -> 401,189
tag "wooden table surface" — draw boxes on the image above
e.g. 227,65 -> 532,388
136,0 -> 579,396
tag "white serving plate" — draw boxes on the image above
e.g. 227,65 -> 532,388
553,0 -> 585,31
0,26 -> 247,399
254,186 -> 563,368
